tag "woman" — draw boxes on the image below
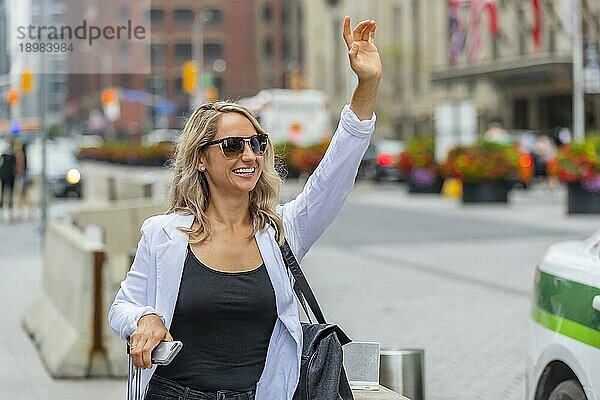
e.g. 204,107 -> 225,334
109,16 -> 381,400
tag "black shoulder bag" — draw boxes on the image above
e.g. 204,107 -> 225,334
280,240 -> 354,400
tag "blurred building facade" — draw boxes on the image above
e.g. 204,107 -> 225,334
430,0 -> 600,137
0,0 -> 67,135
0,0 -> 9,123
63,0 -> 304,137
303,0 -> 600,139
303,0 -> 435,138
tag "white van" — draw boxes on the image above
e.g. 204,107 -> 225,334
238,89 -> 332,145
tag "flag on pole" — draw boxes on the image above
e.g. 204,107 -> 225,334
532,0 -> 542,49
467,0 -> 499,62
485,0 -> 499,38
448,0 -> 466,63
468,0 -> 484,61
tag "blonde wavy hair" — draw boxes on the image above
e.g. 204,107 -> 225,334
166,101 -> 285,245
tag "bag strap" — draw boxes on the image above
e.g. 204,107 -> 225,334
280,239 -> 327,324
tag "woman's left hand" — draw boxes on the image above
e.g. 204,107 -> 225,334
343,17 -> 382,83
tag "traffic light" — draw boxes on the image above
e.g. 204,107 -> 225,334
182,61 -> 198,94
7,88 -> 19,106
101,88 -> 118,104
21,69 -> 34,93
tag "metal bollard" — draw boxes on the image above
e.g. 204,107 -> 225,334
380,348 -> 425,400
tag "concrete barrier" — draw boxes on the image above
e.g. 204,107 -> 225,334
23,200 -> 167,378
22,222 -> 108,377
70,200 -> 167,259
80,161 -> 172,202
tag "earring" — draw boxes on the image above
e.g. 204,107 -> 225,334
199,166 -> 205,172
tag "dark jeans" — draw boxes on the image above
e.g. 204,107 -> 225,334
146,374 -> 256,400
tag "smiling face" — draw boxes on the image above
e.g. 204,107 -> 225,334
198,112 -> 264,196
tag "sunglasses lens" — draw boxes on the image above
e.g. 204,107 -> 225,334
221,138 -> 245,158
250,135 -> 268,155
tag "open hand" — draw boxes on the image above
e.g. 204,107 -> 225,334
343,17 -> 382,83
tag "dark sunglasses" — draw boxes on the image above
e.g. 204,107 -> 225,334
204,134 -> 269,159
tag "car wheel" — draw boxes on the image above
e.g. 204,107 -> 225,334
548,380 -> 587,400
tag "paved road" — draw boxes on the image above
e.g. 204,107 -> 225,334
302,182 -> 598,400
1,179 -> 598,399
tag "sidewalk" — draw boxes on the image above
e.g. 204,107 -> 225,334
0,220 -> 126,400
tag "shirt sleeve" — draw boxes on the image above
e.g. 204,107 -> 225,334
108,219 -> 165,341
280,105 -> 376,261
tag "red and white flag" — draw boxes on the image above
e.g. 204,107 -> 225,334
532,0 -> 542,49
468,0 -> 499,62
485,0 -> 499,38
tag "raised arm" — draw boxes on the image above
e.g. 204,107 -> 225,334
280,17 -> 381,261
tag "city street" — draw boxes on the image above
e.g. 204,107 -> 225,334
1,180 -> 599,400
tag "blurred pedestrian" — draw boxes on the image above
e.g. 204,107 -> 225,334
109,16 -> 381,399
483,122 -> 510,144
0,137 -> 20,223
534,135 -> 556,172
15,139 -> 32,221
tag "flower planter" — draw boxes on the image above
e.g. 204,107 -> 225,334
567,183 -> 600,214
407,168 -> 442,194
462,180 -> 511,204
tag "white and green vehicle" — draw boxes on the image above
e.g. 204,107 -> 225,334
528,229 -> 600,400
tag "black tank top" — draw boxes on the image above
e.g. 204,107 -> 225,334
156,245 -> 277,391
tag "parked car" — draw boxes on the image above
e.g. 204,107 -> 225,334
528,229 -> 600,400
358,139 -> 405,182
28,140 -> 83,198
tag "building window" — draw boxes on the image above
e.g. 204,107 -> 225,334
492,36 -> 499,59
150,9 -> 165,25
519,29 -> 526,56
49,101 -> 61,113
147,76 -> 165,95
205,8 -> 222,25
549,27 -> 556,54
204,43 -> 222,61
50,13 -> 62,24
517,7 -> 526,56
282,4 -> 289,23
175,43 -> 192,61
119,4 -> 130,21
52,81 -> 64,94
263,3 -> 272,22
150,44 -> 165,65
263,38 -> 273,57
120,74 -> 131,88
119,41 -> 130,60
175,77 -> 184,95
174,9 -> 193,25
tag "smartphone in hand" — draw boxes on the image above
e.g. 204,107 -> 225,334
151,340 -> 183,366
